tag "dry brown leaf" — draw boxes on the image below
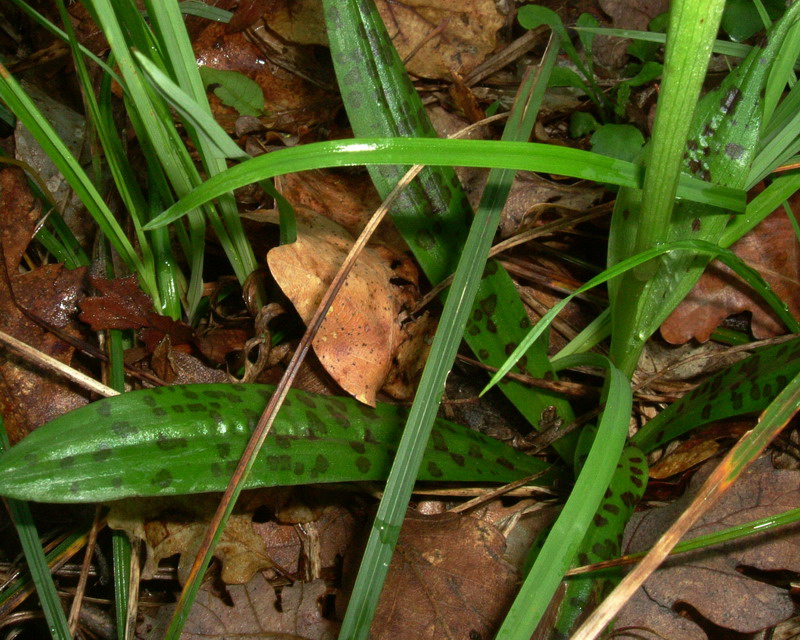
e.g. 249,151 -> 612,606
267,208 -> 408,405
0,167 -> 89,442
142,574 -> 338,640
368,511 -> 518,640
108,496 -> 278,586
265,0 -> 505,80
661,201 -> 800,343
253,502 -> 357,576
617,456 -> 800,639
193,21 -> 334,133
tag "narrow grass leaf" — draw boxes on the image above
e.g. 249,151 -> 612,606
145,138 -> 742,230
0,424 -> 71,640
496,354 -> 631,638
339,34 -> 562,640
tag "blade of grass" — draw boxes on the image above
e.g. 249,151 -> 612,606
339,33 -> 561,639
495,353 -> 630,639
723,170 -> 800,245
0,422 -> 71,640
483,238 -> 799,393
144,138 -> 742,231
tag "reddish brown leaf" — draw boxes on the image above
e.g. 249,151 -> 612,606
79,275 -> 196,352
618,456 -> 800,639
0,167 -> 89,442
369,511 -> 518,640
194,20 -> 335,134
662,195 -> 800,343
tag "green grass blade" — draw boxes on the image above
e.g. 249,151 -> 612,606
339,34 -> 562,640
0,64 -> 149,290
144,138 -> 742,230
0,423 -> 71,640
723,171 -> 800,246
631,0 -> 726,261
573,26 -> 756,59
496,354 -> 631,638
484,238 -> 798,393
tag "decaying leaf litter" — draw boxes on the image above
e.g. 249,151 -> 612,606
0,0 -> 799,638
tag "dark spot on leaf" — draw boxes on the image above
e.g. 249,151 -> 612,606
170,405 -> 185,414
603,503 -> 620,515
349,441 -> 366,454
266,455 -> 292,471
363,429 -> 379,445
450,452 -> 465,467
593,513 -> 608,527
70,481 -> 80,493
750,384 -> 761,401
468,443 -> 483,459
478,349 -> 490,360
295,393 -> 318,410
60,456 -> 75,468
242,409 -> 260,429
356,456 -> 371,473
306,410 -> 329,437
112,476 -> 123,488
157,434 -> 188,451
415,229 -> 436,250
216,443 -> 231,459
142,395 -> 157,407
725,143 -> 745,159
111,421 -> 138,437
427,461 -> 443,478
210,462 -> 222,477
96,402 -> 111,418
152,469 -> 173,489
274,434 -> 292,449
692,218 -> 701,232
431,429 -> 448,452
495,457 -> 515,471
294,461 -> 305,476
153,407 -> 167,418
309,454 -> 330,479
187,403 -> 205,412
93,446 -> 112,462
620,491 -> 637,507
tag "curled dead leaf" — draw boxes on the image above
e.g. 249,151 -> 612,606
267,208 -> 413,405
